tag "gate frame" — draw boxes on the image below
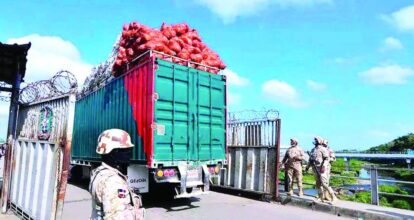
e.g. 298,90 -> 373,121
1,94 -> 76,219
216,116 -> 281,200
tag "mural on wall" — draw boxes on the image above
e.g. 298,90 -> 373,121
37,106 -> 53,140
18,98 -> 67,142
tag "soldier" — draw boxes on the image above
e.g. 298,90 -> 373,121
322,139 -> 336,184
321,138 -> 336,201
281,138 -> 305,196
89,129 -> 145,220
307,136 -> 337,203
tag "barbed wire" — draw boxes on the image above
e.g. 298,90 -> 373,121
19,70 -> 78,104
228,109 -> 280,122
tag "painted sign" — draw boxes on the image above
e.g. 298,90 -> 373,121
38,106 -> 53,140
127,165 -> 149,193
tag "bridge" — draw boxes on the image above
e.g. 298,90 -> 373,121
335,152 -> 414,169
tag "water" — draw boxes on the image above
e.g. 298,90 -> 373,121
285,167 -> 414,196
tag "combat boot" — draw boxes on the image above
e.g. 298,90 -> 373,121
298,187 -> 304,197
326,188 -> 338,203
316,191 -> 325,202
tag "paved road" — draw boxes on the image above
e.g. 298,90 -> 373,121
62,184 -> 349,220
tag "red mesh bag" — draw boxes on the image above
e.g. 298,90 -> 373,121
113,21 -> 226,75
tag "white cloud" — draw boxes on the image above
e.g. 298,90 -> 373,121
382,5 -> 414,32
359,64 -> 414,85
223,69 -> 250,87
262,80 -> 305,107
306,80 -> 327,91
195,0 -> 332,23
7,34 -> 92,85
380,37 -> 403,51
228,92 -> 241,105
368,130 -> 391,139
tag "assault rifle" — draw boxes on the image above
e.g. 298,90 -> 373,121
306,151 -> 325,183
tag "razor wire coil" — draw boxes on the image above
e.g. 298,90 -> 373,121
228,109 -> 280,122
19,70 -> 78,104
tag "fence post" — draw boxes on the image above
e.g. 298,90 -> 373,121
370,166 -> 379,205
275,119 -> 281,200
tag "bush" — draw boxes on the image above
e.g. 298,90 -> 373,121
330,171 -> 357,187
279,171 -> 285,180
355,192 -> 371,204
392,200 -> 411,210
379,185 -> 409,195
331,158 -> 363,173
380,196 -> 392,207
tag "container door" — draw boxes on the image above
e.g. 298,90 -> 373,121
191,69 -> 226,161
154,60 -> 192,162
154,59 -> 226,163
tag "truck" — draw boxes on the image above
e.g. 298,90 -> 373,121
70,50 -> 227,197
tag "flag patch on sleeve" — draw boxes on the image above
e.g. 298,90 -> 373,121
118,189 -> 127,198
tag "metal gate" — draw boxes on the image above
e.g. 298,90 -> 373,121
214,117 -> 281,199
2,95 -> 75,220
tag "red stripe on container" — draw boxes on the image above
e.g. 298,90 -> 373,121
124,56 -> 155,166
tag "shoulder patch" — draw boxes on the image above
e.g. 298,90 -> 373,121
118,189 -> 127,198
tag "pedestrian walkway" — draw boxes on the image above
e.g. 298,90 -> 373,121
279,192 -> 414,220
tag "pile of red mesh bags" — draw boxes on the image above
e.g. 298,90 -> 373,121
113,22 -> 226,76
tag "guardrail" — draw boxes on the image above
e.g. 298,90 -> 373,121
280,165 -> 414,207
335,151 -> 413,155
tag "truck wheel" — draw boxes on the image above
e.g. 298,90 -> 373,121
70,165 -> 83,182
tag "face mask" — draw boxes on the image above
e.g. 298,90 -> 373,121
102,148 -> 132,174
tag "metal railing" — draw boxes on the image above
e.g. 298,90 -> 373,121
335,150 -> 413,154
280,165 -> 414,207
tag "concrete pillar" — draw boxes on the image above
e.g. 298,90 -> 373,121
406,159 -> 411,169
370,166 -> 379,205
344,157 -> 350,171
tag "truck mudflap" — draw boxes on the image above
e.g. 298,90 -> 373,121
174,165 -> 210,199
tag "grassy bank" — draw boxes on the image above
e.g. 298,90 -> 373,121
279,158 -> 414,210
338,185 -> 412,210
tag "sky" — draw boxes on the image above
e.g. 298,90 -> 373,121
1,0 -> 414,151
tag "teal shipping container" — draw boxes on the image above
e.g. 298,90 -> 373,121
71,51 -> 227,169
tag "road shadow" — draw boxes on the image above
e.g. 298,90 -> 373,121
143,195 -> 200,212
68,178 -> 90,190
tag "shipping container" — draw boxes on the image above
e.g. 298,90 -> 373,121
71,51 -> 227,196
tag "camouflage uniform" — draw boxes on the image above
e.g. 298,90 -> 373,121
320,139 -> 336,201
282,138 -> 304,196
89,129 -> 145,220
89,162 -> 145,220
310,139 -> 337,202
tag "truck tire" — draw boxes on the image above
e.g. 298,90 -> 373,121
70,165 -> 83,183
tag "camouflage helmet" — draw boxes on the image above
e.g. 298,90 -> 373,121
322,139 -> 329,147
290,138 -> 298,146
96,129 -> 134,155
313,136 -> 324,145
